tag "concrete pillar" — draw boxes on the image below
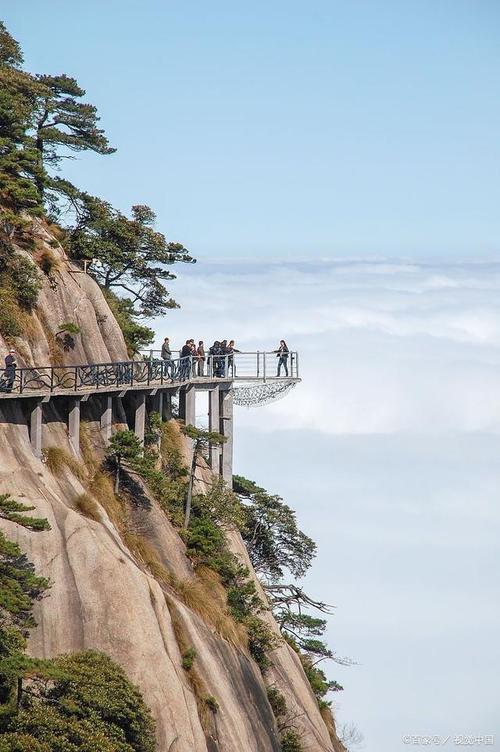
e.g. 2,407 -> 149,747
151,391 -> 163,419
219,387 -> 233,487
134,393 -> 146,444
162,391 -> 172,421
30,400 -> 43,459
208,386 -> 220,473
179,385 -> 196,426
100,395 -> 113,442
68,398 -> 81,454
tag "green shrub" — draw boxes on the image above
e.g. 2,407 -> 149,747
267,686 -> 287,718
205,696 -> 219,713
4,651 -> 156,752
56,322 -> 80,335
227,579 -> 261,621
102,288 -> 154,356
182,647 -> 196,671
185,516 -> 226,563
9,255 -> 41,311
247,617 -> 279,672
281,729 -> 304,752
0,289 -> 22,337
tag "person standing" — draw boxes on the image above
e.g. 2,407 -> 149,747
0,349 -> 17,392
180,340 -> 192,381
161,337 -> 172,379
227,340 -> 240,376
196,341 -> 205,377
275,339 -> 289,377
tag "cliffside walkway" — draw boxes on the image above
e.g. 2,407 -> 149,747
0,350 -> 299,397
0,351 -> 300,485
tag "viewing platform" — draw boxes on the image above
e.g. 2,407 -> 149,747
0,350 -> 300,398
0,351 -> 300,484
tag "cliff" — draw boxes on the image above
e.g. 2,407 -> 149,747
0,221 -> 345,752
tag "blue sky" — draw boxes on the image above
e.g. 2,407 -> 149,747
4,5 -> 500,749
5,1 -> 500,260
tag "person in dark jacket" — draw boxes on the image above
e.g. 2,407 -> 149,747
275,340 -> 289,377
161,337 -> 173,379
220,340 -> 229,377
209,341 -> 224,377
0,349 -> 17,392
179,340 -> 192,381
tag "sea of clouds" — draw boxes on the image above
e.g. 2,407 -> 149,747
154,258 -> 500,435
150,259 -> 500,750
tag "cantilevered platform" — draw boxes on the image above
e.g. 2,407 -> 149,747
0,352 -> 300,486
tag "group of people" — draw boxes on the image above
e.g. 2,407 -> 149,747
160,337 -> 241,379
159,338 -> 291,379
0,339 -> 292,394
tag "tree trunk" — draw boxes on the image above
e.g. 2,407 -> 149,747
115,458 -> 120,495
184,441 -> 198,528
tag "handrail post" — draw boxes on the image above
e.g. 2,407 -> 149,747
50,367 -> 54,393
295,351 -> 299,378
256,351 -> 260,378
189,355 -> 193,380
263,352 -> 266,383
74,366 -> 78,391
19,369 -> 23,394
147,360 -> 151,386
130,361 -> 134,387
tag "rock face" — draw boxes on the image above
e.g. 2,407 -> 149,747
0,222 -> 345,752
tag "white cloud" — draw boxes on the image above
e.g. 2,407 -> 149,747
148,259 -> 500,749
153,259 -> 500,434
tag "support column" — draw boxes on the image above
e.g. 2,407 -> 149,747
151,391 -> 163,419
30,399 -> 43,459
100,395 -> 113,442
162,391 -> 172,421
208,386 -> 220,473
219,386 -> 233,487
68,398 -> 81,454
179,385 -> 196,426
134,393 -> 146,444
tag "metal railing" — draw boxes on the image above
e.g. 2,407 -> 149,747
0,351 -> 299,396
140,350 -> 299,380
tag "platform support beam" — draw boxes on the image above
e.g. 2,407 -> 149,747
68,398 -> 81,454
162,391 -> 172,421
151,391 -> 163,420
134,393 -> 146,444
30,400 -> 43,459
100,395 -> 113,443
219,386 -> 233,487
179,385 -> 196,426
208,386 -> 220,473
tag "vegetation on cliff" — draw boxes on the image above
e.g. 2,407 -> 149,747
102,423 -> 347,749
0,493 -> 156,751
0,21 -> 193,351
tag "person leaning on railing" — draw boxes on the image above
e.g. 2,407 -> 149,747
274,340 -> 290,377
227,340 -> 240,376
